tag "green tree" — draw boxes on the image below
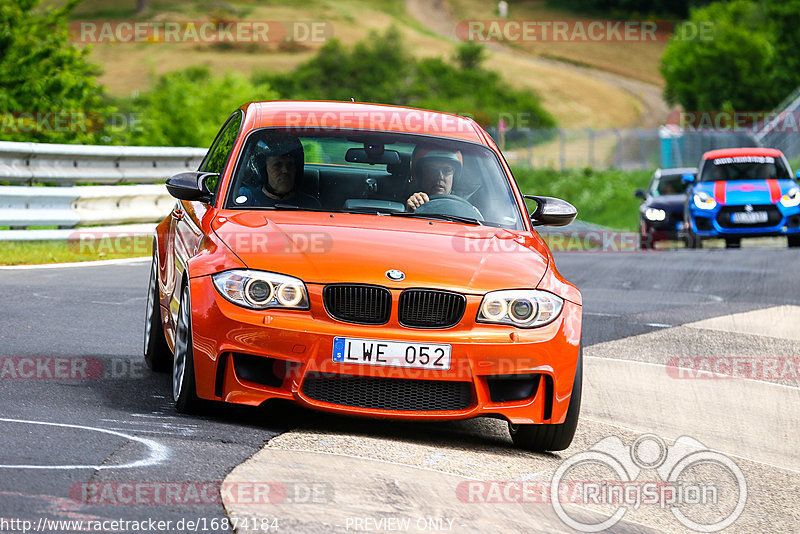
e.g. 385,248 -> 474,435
661,0 -> 800,112
122,66 -> 278,147
0,0 -> 110,143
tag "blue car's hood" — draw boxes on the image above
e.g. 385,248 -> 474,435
694,179 -> 795,205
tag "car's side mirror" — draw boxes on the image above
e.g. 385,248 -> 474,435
166,171 -> 218,203
634,189 -> 646,199
681,173 -> 695,184
524,195 -> 577,227
796,169 -> 800,180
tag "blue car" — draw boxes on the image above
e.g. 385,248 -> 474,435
684,148 -> 800,248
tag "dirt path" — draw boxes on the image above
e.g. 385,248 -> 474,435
405,0 -> 670,129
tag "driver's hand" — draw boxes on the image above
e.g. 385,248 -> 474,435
406,192 -> 429,211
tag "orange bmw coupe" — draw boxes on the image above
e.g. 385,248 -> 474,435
144,101 -> 583,451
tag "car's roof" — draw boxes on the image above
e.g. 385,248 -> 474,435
657,167 -> 697,177
240,100 -> 487,143
702,147 -> 785,159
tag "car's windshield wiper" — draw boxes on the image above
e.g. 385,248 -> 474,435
390,212 -> 483,226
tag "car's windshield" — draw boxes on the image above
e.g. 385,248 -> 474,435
224,128 -> 525,229
699,156 -> 791,182
651,174 -> 689,196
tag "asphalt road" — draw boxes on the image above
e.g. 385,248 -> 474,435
0,248 -> 798,533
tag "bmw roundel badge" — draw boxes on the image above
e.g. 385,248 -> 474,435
386,269 -> 405,281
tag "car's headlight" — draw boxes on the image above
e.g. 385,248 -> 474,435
693,192 -> 717,210
212,270 -> 309,310
477,290 -> 563,328
780,187 -> 800,208
645,208 -> 667,221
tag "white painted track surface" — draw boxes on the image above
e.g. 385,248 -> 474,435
224,288 -> 800,532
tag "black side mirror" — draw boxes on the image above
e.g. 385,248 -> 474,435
634,189 -> 646,199
524,195 -> 577,227
166,171 -> 218,203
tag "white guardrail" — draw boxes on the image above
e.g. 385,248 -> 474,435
0,141 -> 207,239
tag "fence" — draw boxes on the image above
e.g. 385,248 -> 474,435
0,141 -> 205,185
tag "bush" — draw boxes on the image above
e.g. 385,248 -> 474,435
254,27 -> 555,130
0,0 -> 110,144
118,66 -> 279,147
511,167 -> 651,230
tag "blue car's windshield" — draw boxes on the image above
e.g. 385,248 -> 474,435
700,156 -> 791,182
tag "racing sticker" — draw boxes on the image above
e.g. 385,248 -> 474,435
713,156 -> 774,165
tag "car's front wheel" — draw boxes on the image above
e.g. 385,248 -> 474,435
684,226 -> 702,249
508,348 -> 582,452
173,282 -> 201,413
143,254 -> 171,372
725,237 -> 741,249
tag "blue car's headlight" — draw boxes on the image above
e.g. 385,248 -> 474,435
780,187 -> 800,208
693,192 -> 717,210
477,290 -> 563,328
212,270 -> 309,310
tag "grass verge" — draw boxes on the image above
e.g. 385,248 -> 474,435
513,166 -> 651,230
0,238 -> 152,265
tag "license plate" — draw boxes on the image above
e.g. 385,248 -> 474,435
731,211 -> 768,224
332,337 -> 451,370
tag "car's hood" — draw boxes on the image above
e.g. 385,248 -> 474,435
694,179 -> 795,205
645,194 -> 685,211
211,211 -> 550,293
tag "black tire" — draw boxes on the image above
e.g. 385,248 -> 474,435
143,255 -> 171,372
789,236 -> 800,248
725,237 -> 741,249
508,347 -> 582,452
173,282 -> 201,413
684,228 -> 702,249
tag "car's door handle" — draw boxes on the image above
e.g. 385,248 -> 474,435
172,208 -> 184,221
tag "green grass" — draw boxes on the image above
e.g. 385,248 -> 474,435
0,238 -> 152,265
512,167 -> 651,230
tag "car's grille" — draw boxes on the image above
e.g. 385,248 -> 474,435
717,205 -> 782,228
301,374 -> 473,411
398,289 -> 466,328
323,284 -> 391,325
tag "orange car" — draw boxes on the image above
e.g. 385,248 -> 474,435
144,101 -> 583,451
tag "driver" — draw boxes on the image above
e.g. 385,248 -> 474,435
236,136 -> 321,208
405,147 -> 463,211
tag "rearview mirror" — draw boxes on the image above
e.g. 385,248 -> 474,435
166,171 -> 218,203
524,195 -> 577,227
634,188 -> 646,199
345,147 -> 401,165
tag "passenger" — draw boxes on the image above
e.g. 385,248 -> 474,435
236,136 -> 321,208
405,147 -> 463,211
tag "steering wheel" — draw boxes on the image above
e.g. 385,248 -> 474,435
415,194 -> 484,220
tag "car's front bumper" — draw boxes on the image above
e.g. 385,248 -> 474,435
188,276 -> 582,425
689,203 -> 800,237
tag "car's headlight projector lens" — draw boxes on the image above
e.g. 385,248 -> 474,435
213,270 -> 309,310
478,290 -> 563,328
